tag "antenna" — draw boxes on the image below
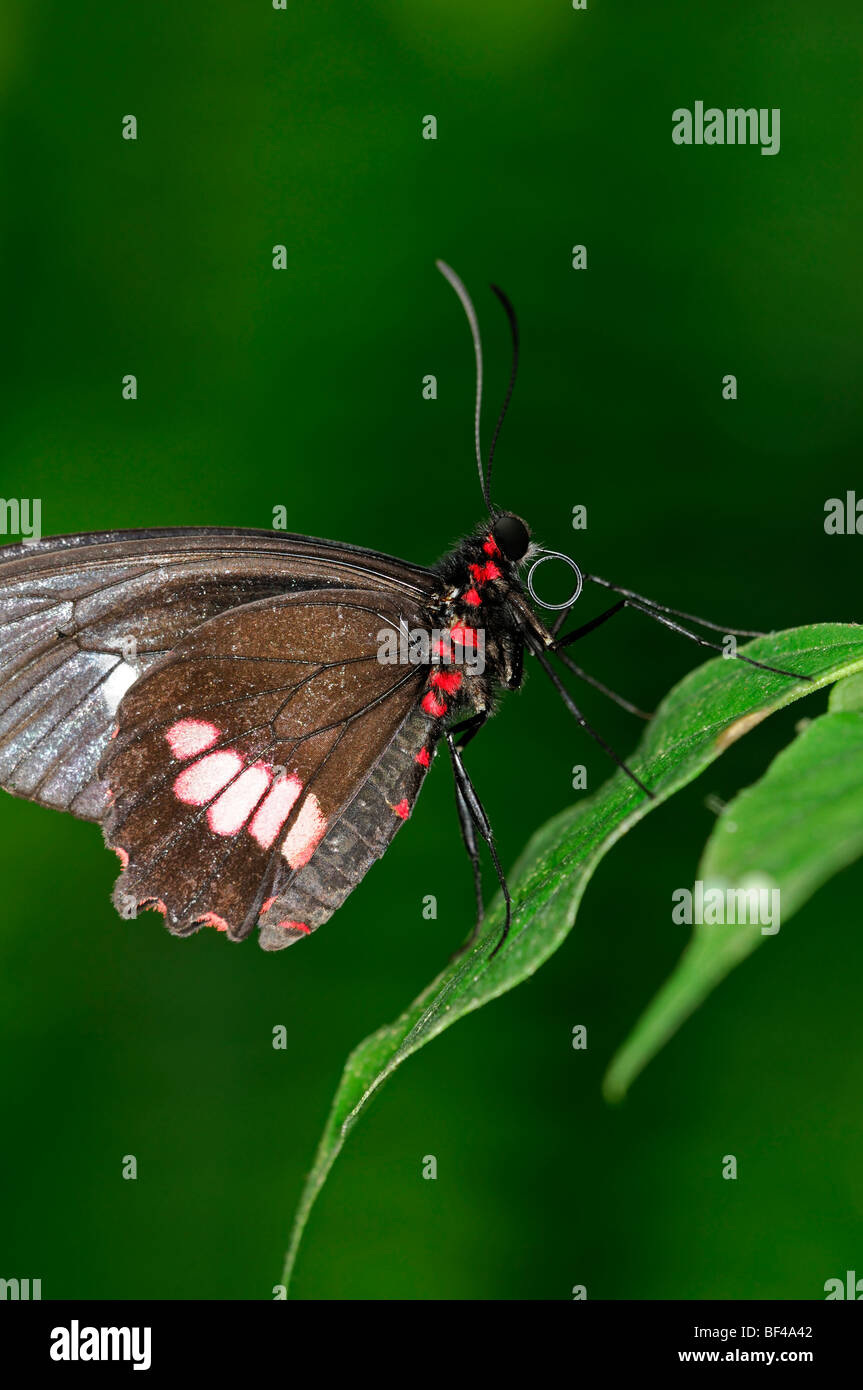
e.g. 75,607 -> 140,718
435,260 -> 490,509
486,283 -> 519,506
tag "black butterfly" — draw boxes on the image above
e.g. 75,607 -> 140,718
0,263 -> 806,955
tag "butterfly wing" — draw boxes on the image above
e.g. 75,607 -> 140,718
256,706 -> 435,950
101,587 -> 439,946
0,527 -> 436,822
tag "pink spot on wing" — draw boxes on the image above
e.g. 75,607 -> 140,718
282,793 -> 327,869
207,763 -> 271,836
165,718 -> 222,760
114,846 -> 129,868
173,750 -> 243,806
415,746 -> 430,768
261,896 -> 277,913
198,912 -> 229,932
249,773 -> 303,849
394,798 -> 410,820
276,919 -> 310,934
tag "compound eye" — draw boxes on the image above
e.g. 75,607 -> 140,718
492,514 -> 530,561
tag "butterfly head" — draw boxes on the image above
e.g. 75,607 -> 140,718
490,512 -> 531,563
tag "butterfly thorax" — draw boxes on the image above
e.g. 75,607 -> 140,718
423,523 -> 532,724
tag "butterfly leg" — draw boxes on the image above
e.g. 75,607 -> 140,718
448,713 -> 488,945
447,713 -> 489,953
551,598 -> 627,645
540,600 -> 653,717
553,649 -> 653,719
552,590 -> 811,682
530,643 -> 655,798
452,775 -> 485,950
446,727 -> 512,958
585,575 -> 767,637
449,710 -> 487,749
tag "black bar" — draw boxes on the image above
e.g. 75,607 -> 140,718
1,1298 -> 859,1373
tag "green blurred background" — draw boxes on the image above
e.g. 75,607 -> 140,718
1,1 -> 861,1300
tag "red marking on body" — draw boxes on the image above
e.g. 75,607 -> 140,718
449,624 -> 477,648
114,846 -> 129,869
464,588 -> 481,606
109,725 -> 119,741
431,670 -> 462,694
393,798 -> 410,820
282,793 -> 327,869
276,920 -> 311,934
415,746 -> 430,768
198,912 -> 229,932
165,718 -> 221,760
422,691 -> 448,717
207,763 -> 271,836
469,561 -> 502,585
483,534 -> 501,557
142,899 -> 168,917
261,896 -> 277,913
174,750 -> 242,806
248,773 -> 303,849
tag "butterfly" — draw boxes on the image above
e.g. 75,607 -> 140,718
0,262 -> 806,955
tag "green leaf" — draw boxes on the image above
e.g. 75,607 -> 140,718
603,664 -> 863,1103
283,624 -> 863,1291
828,669 -> 863,713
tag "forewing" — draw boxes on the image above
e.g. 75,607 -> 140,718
0,528 -> 437,821
102,588 -> 435,943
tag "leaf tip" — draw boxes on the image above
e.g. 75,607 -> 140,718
601,1070 -> 628,1105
